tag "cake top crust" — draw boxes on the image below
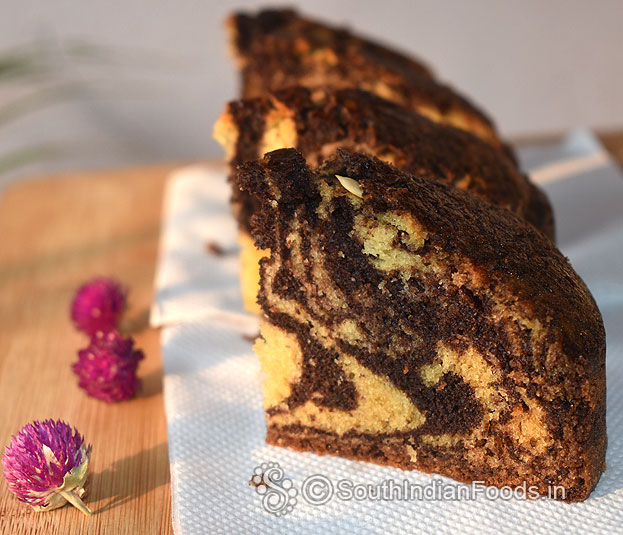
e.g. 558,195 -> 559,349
223,86 -> 552,236
230,8 -> 433,78
228,8 -> 498,141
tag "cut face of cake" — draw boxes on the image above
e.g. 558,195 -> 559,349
214,86 -> 554,312
227,8 -> 503,148
236,148 -> 606,502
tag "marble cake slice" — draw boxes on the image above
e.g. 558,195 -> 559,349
214,86 -> 554,312
227,8 -> 506,149
235,148 -> 606,502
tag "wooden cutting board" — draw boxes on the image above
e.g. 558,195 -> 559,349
0,132 -> 621,535
0,163 -> 177,535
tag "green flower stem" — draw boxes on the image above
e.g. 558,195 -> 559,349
0,83 -> 87,128
0,144 -> 64,175
59,490 -> 92,515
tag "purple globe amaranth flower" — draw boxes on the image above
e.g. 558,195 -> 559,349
73,330 -> 144,402
71,277 -> 127,335
2,419 -> 92,515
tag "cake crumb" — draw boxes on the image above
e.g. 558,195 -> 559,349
205,241 -> 225,256
243,332 -> 260,342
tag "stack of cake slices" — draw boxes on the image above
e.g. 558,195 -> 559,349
214,8 -> 606,502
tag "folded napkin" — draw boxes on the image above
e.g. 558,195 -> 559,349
150,163 -> 255,328
153,129 -> 623,534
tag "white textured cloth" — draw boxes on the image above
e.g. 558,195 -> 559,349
153,130 -> 623,534
150,163 -> 251,327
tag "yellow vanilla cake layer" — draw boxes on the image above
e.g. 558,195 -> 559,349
238,231 -> 267,314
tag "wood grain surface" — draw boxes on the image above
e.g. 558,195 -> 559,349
0,163 -> 177,535
0,132 -> 621,535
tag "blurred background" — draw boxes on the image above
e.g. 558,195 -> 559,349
1,0 -> 622,187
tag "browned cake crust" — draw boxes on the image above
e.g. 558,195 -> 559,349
216,86 -> 554,239
236,148 -> 606,502
228,8 -> 503,148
